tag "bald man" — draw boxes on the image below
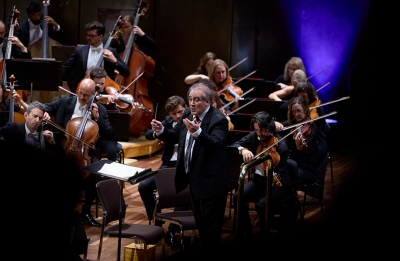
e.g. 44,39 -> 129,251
0,20 -> 31,61
43,78 -> 117,227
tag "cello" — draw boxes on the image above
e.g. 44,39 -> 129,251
115,0 -> 155,134
63,87 -> 99,180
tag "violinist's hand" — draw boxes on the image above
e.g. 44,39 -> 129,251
91,104 -> 100,121
43,112 -> 51,122
151,119 -> 163,133
43,130 -> 55,145
107,95 -> 116,105
44,16 -> 59,29
102,49 -> 117,64
183,117 -> 200,133
242,149 -> 254,163
294,132 -> 306,149
275,121 -> 283,132
133,26 -> 145,36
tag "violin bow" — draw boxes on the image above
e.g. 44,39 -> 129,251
309,96 -> 350,110
217,70 -> 257,94
228,57 -> 248,71
226,98 -> 257,116
281,111 -> 337,132
219,87 -> 255,111
316,81 -> 331,92
307,65 -> 331,80
119,72 -> 144,94
253,126 -> 301,160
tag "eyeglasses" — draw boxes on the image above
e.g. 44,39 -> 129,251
292,109 -> 304,115
86,34 -> 99,39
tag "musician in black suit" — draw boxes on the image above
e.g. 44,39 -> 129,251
151,83 -> 231,254
0,20 -> 32,60
62,21 -> 130,94
0,101 -> 63,155
142,95 -> 187,248
13,1 -> 66,52
43,78 -> 116,227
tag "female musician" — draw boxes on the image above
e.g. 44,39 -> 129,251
208,59 -> 243,111
184,51 -> 217,85
231,111 -> 292,236
43,78 -> 116,227
286,96 -> 320,189
274,56 -> 306,89
269,69 -> 307,101
111,15 -> 158,53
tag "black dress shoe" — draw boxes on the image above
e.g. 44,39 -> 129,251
81,213 -> 101,227
165,231 -> 180,248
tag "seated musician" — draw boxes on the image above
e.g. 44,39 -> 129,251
231,111 -> 292,237
0,100 -> 63,155
285,96 -> 320,189
208,59 -> 243,112
291,81 -> 329,162
43,78 -> 117,227
0,20 -> 31,60
184,51 -> 217,85
0,81 -> 26,116
274,56 -> 306,89
62,21 -> 130,94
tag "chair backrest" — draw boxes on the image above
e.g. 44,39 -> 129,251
286,158 -> 298,185
226,145 -> 244,184
305,153 -> 330,199
96,179 -> 127,224
154,167 -> 192,209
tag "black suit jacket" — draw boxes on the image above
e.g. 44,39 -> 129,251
62,44 -> 130,93
232,131 -> 291,187
157,106 -> 231,200
0,121 -> 63,153
44,95 -> 114,146
14,19 -> 66,49
145,115 -> 176,168
2,38 -> 32,60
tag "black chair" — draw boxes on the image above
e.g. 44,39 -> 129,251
298,153 -> 330,221
225,145 -> 245,233
96,179 -> 165,260
153,167 -> 197,252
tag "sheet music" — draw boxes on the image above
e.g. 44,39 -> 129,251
98,162 -> 145,180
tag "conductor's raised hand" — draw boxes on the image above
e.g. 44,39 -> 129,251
183,117 -> 200,133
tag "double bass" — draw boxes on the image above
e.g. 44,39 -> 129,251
115,0 -> 155,135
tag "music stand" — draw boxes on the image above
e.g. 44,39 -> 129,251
83,160 -> 157,261
5,59 -> 62,102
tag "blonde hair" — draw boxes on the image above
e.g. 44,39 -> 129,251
292,69 -> 307,86
283,57 -> 306,81
208,59 -> 230,83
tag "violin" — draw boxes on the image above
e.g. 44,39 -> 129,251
217,77 -> 243,111
296,121 -> 313,148
98,86 -> 151,113
256,135 -> 282,186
